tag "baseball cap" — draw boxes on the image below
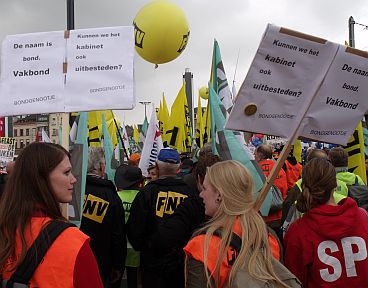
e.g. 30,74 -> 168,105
157,148 -> 180,164
114,164 -> 144,190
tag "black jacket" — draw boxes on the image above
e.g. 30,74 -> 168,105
80,175 -> 126,282
126,176 -> 198,270
150,194 -> 205,251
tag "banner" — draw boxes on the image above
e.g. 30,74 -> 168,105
0,26 -> 134,116
344,122 -> 367,184
165,83 -> 192,152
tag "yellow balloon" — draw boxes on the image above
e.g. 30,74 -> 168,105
133,0 -> 190,65
199,86 -> 209,100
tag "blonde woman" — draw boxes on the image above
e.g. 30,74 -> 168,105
184,160 -> 297,288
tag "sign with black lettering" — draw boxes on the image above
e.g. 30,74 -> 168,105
226,24 -> 368,145
0,26 -> 134,116
0,137 -> 16,170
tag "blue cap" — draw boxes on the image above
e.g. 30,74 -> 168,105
157,148 -> 180,164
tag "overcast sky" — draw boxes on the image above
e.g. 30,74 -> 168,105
1,0 -> 368,125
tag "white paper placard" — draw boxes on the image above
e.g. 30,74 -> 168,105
65,26 -> 135,111
0,31 -> 65,115
0,26 -> 134,116
226,24 -> 338,137
299,46 -> 368,145
226,24 -> 368,145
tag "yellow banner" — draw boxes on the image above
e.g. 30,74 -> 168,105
344,122 -> 367,184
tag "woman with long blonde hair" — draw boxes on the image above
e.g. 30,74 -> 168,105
184,160 -> 296,287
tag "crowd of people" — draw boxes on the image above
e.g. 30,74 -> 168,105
0,141 -> 368,287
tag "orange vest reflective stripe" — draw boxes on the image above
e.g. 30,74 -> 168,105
3,217 -> 88,288
184,221 -> 281,287
285,160 -> 302,189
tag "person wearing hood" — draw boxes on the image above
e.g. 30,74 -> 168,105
284,157 -> 368,288
126,148 -> 196,288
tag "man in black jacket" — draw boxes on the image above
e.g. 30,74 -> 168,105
127,148 -> 197,288
80,147 -> 126,286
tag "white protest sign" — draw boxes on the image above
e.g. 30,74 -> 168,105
299,46 -> 368,144
0,137 -> 16,169
226,24 -> 368,145
0,26 -> 134,116
65,26 -> 135,111
226,24 -> 338,138
0,31 -> 65,115
265,135 -> 287,145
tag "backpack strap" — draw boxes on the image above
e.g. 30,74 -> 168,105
202,229 -> 242,253
5,220 -> 75,286
203,228 -> 282,261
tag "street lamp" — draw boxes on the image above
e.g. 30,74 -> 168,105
348,16 -> 368,48
139,101 -> 151,119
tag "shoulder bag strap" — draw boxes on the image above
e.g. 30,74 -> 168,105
7,220 -> 75,285
209,229 -> 242,253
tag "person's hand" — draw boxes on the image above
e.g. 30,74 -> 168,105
109,269 -> 122,283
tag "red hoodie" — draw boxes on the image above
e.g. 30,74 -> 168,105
284,197 -> 368,288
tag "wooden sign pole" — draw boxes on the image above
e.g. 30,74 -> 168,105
254,117 -> 306,211
254,139 -> 293,211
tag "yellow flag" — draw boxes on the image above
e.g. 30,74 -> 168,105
195,95 -> 204,147
293,139 -> 302,163
88,110 -> 119,147
161,94 -> 170,144
345,122 -> 367,184
157,101 -> 161,120
133,124 -> 140,145
165,83 -> 192,152
157,100 -> 163,135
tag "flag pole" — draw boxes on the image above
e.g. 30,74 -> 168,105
60,0 -> 75,218
253,136 -> 294,212
349,16 -> 355,48
253,68 -> 325,211
110,110 -> 129,161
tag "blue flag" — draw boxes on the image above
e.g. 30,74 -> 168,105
102,113 -> 116,181
208,83 -> 272,215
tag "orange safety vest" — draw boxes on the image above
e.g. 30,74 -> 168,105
3,217 -> 88,288
259,159 -> 288,223
284,160 -> 302,189
184,221 -> 281,288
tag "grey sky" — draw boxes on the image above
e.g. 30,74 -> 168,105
1,0 -> 368,125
